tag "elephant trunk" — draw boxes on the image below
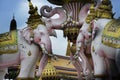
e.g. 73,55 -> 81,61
40,5 -> 67,29
40,5 -> 53,18
76,32 -> 93,78
36,54 -> 48,77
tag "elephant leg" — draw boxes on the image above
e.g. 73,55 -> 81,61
92,53 -> 107,80
115,51 -> 120,77
36,54 -> 48,77
107,59 -> 119,80
0,68 -> 7,80
29,65 -> 36,77
18,56 -> 37,78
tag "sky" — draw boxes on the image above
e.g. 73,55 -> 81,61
0,0 -> 120,55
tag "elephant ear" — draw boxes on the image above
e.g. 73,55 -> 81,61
20,27 -> 33,44
79,3 -> 91,25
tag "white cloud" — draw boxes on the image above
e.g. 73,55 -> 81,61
50,30 -> 67,56
18,24 -> 27,30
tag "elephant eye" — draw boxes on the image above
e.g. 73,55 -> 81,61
40,32 -> 44,35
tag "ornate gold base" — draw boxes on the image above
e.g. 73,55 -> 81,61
16,77 -> 35,80
39,77 -> 42,80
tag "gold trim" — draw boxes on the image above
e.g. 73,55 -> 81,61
96,10 -> 113,19
17,77 -> 35,80
103,20 -> 120,38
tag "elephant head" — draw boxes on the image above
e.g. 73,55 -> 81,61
40,5 -> 67,29
20,24 -> 57,44
33,25 -> 51,47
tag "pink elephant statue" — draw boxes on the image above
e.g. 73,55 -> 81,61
32,24 -> 57,77
76,12 -> 120,80
89,18 -> 120,79
0,23 -> 56,80
0,27 -> 40,80
75,21 -> 93,80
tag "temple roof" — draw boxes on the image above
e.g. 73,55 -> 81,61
10,15 -> 17,31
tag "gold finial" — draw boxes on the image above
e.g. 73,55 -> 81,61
28,50 -> 32,56
28,0 -> 33,8
13,13 -> 15,19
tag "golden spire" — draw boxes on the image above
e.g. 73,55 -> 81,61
86,3 -> 96,23
28,0 -> 33,8
28,0 -> 33,6
26,0 -> 45,29
96,0 -> 113,19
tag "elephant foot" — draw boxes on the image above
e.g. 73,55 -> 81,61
36,71 -> 42,77
94,74 -> 108,80
16,77 -> 35,80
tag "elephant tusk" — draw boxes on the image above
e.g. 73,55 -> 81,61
40,43 -> 58,60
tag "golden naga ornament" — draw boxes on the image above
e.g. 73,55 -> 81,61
96,0 -> 113,19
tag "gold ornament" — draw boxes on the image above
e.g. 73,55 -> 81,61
28,50 -> 32,56
16,77 -> 34,80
